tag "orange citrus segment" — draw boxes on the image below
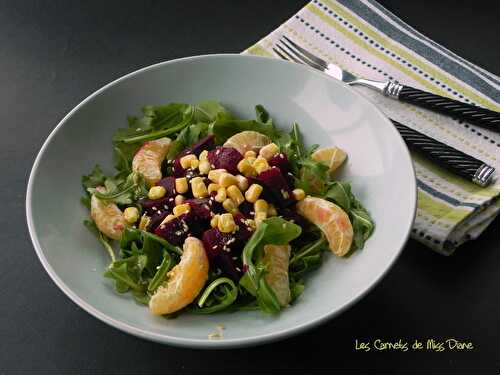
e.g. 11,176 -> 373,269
296,196 -> 353,256
90,187 -> 127,240
132,137 -> 171,186
312,147 -> 347,176
149,237 -> 209,315
263,244 -> 291,307
223,131 -> 271,155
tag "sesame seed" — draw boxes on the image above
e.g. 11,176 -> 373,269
169,198 -> 174,202
152,206 -> 157,211
160,225 -> 165,229
212,245 -> 218,249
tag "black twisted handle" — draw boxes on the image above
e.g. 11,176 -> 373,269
397,86 -> 500,131
391,120 -> 494,186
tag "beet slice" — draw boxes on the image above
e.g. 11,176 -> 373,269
233,212 -> 253,244
186,198 -> 213,220
155,176 -> 177,196
138,196 -> 175,216
188,135 -> 215,156
269,153 -> 294,186
279,207 -> 309,230
171,157 -> 186,177
154,215 -> 189,246
202,228 -> 241,281
258,167 -> 295,208
207,146 -> 243,174
146,210 -> 170,233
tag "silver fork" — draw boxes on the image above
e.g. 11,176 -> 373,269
273,36 -> 494,187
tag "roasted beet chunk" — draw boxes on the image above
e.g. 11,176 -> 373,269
258,167 -> 294,208
172,157 -> 186,177
146,210 -> 170,232
202,228 -> 241,281
188,135 -> 215,156
154,215 -> 189,246
155,176 -> 177,196
237,201 -> 254,218
139,196 -> 175,216
233,212 -> 253,245
279,207 -> 309,230
186,198 -> 213,220
207,147 -> 243,174
269,153 -> 293,186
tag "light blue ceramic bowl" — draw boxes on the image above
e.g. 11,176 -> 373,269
26,54 -> 416,348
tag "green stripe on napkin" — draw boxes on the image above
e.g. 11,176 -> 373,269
243,0 -> 500,254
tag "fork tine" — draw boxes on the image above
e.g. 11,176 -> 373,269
281,36 -> 328,69
277,38 -> 325,71
273,45 -> 303,65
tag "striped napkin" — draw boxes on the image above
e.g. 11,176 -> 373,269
243,0 -> 500,255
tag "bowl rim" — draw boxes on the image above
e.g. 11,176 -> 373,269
26,53 -> 417,349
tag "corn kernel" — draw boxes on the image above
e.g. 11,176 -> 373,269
175,177 -> 188,194
148,185 -> 166,200
268,204 -> 278,217
227,185 -> 245,206
246,156 -> 257,164
253,156 -> 269,174
218,172 -> 238,187
139,215 -> 150,230
215,187 -> 227,203
244,150 -> 257,158
245,184 -> 263,203
180,154 -> 198,169
173,203 -> 190,217
259,142 -> 280,160
245,218 -> 256,229
199,160 -> 211,175
191,177 -> 208,198
255,212 -> 267,227
218,213 -> 236,233
237,159 -> 256,177
254,199 -> 268,213
236,175 -> 249,191
160,214 -> 176,226
210,214 -> 220,228
208,168 -> 226,183
123,207 -> 140,224
174,194 -> 185,206
208,183 -> 220,194
199,150 -> 209,162
292,188 -> 306,201
222,198 -> 238,213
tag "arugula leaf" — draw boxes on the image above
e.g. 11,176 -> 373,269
87,172 -> 148,206
255,104 -> 272,125
240,217 -> 302,314
190,277 -> 238,314
323,181 -> 375,249
167,122 -> 209,159
148,251 -> 173,292
193,101 -> 232,123
82,165 -> 107,190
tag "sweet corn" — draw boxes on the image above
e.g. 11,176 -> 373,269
174,194 -> 185,206
227,185 -> 245,206
246,156 -> 257,164
173,203 -> 190,217
180,154 -> 198,169
123,207 -> 140,224
191,177 -> 208,198
210,214 -> 220,228
267,204 -> 278,217
160,214 -> 176,226
208,183 -> 220,194
214,187 -> 227,203
218,213 -> 236,233
148,186 -> 166,200
208,169 -> 226,183
175,177 -> 188,194
254,199 -> 268,213
245,218 -> 256,229
199,150 -> 208,162
253,156 -> 269,174
245,184 -> 263,203
259,142 -> 280,160
139,215 -> 151,230
199,160 -> 211,175
222,198 -> 238,213
218,172 -> 238,188
237,159 -> 256,177
236,175 -> 249,191
244,150 -> 257,158
292,188 -> 306,201
255,212 -> 267,227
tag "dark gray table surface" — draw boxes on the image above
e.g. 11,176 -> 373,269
1,1 -> 499,373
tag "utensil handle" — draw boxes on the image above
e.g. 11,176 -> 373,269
385,83 -> 500,131
391,120 -> 494,187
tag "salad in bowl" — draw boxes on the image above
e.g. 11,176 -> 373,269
81,101 -> 374,316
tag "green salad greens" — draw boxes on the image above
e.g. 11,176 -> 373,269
81,100 -> 374,316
